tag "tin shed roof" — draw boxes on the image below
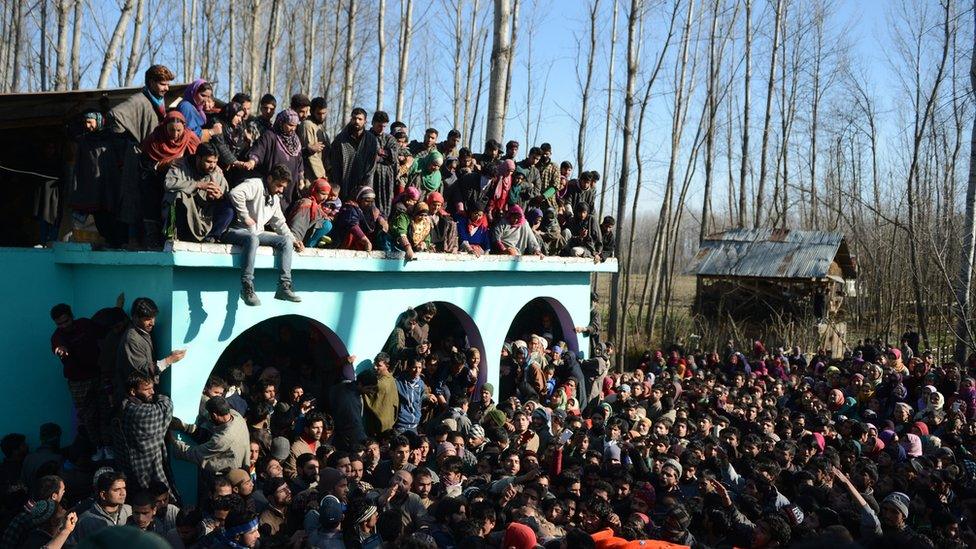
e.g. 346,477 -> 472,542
686,228 -> 856,280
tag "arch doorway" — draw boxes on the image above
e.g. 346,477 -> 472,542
384,301 -> 488,397
208,315 -> 350,416
506,297 -> 579,352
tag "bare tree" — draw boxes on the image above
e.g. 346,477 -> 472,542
503,0 -> 521,120
598,0 -> 620,218
376,0 -> 387,111
486,0 -> 513,142
263,0 -> 283,94
576,0 -> 600,173
341,0 -> 358,118
97,0 -> 136,89
396,0 -> 414,120
54,0 -> 69,90
462,0 -> 482,146
737,0 -> 751,227
956,2 -> 976,362
70,0 -> 82,88
753,0 -> 782,228
607,0 -> 642,358
40,0 -> 49,91
9,0 -> 24,91
247,0 -> 262,94
124,0 -> 146,86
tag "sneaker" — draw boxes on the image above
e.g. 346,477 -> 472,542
100,446 -> 114,460
274,281 -> 301,302
91,448 -> 104,462
315,236 -> 332,248
241,281 -> 261,306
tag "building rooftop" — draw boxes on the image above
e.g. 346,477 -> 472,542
686,228 -> 856,280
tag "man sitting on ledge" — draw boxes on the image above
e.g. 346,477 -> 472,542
224,163 -> 304,306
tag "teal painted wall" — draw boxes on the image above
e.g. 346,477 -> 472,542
0,244 -> 613,489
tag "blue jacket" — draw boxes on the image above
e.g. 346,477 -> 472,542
395,375 -> 426,432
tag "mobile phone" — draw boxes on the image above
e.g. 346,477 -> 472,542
559,430 -> 574,445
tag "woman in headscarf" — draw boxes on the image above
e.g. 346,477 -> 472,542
140,110 -> 200,247
331,186 -> 389,252
247,108 -> 304,212
426,191 -> 459,253
492,205 -> 542,256
488,158 -> 516,220
407,149 -> 444,199
210,101 -> 255,185
287,178 -> 336,248
389,187 -> 422,259
407,202 -> 433,252
176,78 -> 221,140
457,206 -> 491,257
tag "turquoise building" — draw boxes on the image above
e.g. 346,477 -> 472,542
2,242 -> 613,492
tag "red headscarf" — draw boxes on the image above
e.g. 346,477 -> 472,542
425,191 -> 447,215
490,159 -> 516,213
142,111 -> 200,163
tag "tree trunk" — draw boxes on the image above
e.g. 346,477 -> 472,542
485,0 -> 513,143
395,0 -> 414,120
607,0 -> 641,359
753,0 -> 782,228
54,0 -> 69,90
10,0 -> 24,91
470,27 -> 490,144
462,0 -> 481,147
248,0 -> 262,95
376,0 -> 386,111
699,0 -> 721,243
263,0 -> 282,95
40,0 -> 49,91
954,2 -> 976,363
451,0 -> 463,128
737,0 -> 751,228
303,5 -> 315,92
97,0 -> 135,89
70,0 -> 81,89
503,0 -> 520,121
341,0 -> 357,119
598,0 -> 620,218
228,5 -> 236,92
906,0 -> 953,353
124,0 -> 146,86
576,0 -> 600,173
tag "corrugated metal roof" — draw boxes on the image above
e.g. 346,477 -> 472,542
686,228 -> 856,280
0,84 -> 189,130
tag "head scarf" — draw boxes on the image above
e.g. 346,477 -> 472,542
29,500 -> 57,527
83,110 -> 103,131
356,186 -> 376,203
411,150 -> 444,192
490,159 -> 517,212
425,191 -> 447,215
182,78 -> 208,120
508,205 -> 526,228
294,178 -> 332,224
142,110 -> 200,163
219,101 -> 246,148
273,109 -> 302,157
394,186 -> 421,206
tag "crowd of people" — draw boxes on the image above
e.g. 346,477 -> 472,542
3,290 -> 976,548
70,65 -> 616,306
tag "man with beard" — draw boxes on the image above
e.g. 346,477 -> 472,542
258,477 -> 294,543
329,108 -> 379,200
299,97 -> 331,187
115,297 -> 186,403
408,127 -> 438,159
369,111 -> 399,216
115,373 -> 173,492
536,143 -> 561,207
515,147 -> 543,202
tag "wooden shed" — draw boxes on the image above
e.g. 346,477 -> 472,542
686,228 -> 857,322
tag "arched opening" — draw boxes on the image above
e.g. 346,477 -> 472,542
498,297 -> 580,403
506,297 -> 578,353
208,315 -> 350,415
383,301 -> 488,398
